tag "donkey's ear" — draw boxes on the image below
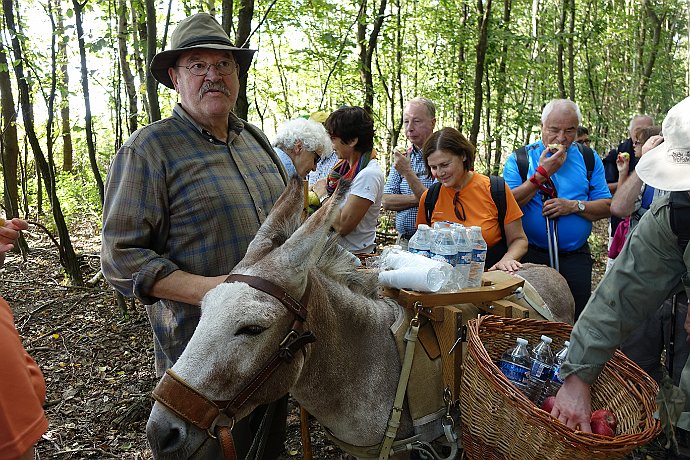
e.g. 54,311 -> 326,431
277,180 -> 351,270
236,176 -> 304,269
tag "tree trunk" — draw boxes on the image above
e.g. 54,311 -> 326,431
145,0 -> 161,122
469,0 -> 492,161
557,0 -> 567,98
0,41 -> 20,218
130,0 -> 151,118
455,3 -> 469,130
56,2 -> 73,172
234,0 -> 254,120
118,0 -> 138,135
222,0 -> 234,34
637,0 -> 663,113
493,0 -> 513,176
72,0 -> 105,206
3,0 -> 83,284
357,0 -> 387,113
567,0 -> 575,100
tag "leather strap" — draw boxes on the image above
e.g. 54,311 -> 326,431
218,426 -> 237,460
225,274 -> 309,321
152,369 -> 221,431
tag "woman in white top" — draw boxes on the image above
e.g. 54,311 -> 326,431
312,106 -> 384,254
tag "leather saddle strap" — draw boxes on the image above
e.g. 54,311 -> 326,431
224,274 -> 309,322
217,426 -> 237,460
223,329 -> 316,416
152,369 -> 219,431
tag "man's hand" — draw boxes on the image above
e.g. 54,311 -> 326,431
552,373 -> 592,432
0,218 -> 29,253
616,153 -> 630,175
542,198 -> 578,218
392,150 -> 413,176
539,145 -> 567,176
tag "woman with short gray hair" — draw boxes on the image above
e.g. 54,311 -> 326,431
273,118 -> 332,178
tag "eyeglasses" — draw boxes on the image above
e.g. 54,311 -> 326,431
178,60 -> 238,77
453,192 -> 466,221
633,140 -> 642,146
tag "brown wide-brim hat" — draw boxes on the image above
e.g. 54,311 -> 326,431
150,13 -> 256,89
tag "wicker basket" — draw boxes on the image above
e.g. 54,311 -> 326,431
460,315 -> 661,460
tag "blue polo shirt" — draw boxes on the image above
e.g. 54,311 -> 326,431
503,140 -> 611,251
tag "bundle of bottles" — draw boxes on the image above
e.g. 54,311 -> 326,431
498,335 -> 570,406
407,222 -> 488,290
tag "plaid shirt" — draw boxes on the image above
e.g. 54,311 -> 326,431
383,146 -> 435,237
307,150 -> 338,186
101,104 -> 286,376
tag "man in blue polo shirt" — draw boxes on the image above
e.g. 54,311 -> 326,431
383,97 -> 437,248
503,99 -> 611,321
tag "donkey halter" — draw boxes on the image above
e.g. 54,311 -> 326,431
151,273 -> 315,459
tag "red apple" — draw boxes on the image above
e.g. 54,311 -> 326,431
541,396 -> 556,413
591,409 -> 618,432
591,418 -> 614,437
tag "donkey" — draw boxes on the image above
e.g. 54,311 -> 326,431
145,177 -> 574,459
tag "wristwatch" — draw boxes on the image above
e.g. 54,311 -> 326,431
577,200 -> 585,213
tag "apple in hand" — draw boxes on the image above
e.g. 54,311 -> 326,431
541,395 -> 556,413
591,409 -> 618,433
591,418 -> 615,437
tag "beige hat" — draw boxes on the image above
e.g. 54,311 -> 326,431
150,13 -> 256,89
636,96 -> 690,191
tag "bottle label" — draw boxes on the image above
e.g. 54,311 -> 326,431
471,249 -> 486,263
552,364 -> 564,383
431,253 -> 457,266
457,251 -> 472,265
409,248 -> 430,258
530,360 -> 552,381
499,360 -> 530,383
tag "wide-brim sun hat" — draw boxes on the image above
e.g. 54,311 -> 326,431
636,96 -> 690,191
150,13 -> 256,89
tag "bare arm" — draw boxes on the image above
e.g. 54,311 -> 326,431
511,147 -> 567,207
150,271 -> 228,306
542,197 -> 611,221
332,194 -> 373,236
552,373 -> 593,432
382,151 -> 429,211
0,218 -> 29,268
610,171 -> 643,217
382,193 -> 419,211
489,219 -> 528,273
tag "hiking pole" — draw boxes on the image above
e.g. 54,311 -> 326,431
551,219 -> 560,272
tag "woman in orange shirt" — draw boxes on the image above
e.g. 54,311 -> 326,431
415,128 -> 528,273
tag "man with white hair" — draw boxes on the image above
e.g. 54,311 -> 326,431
273,118 -> 332,178
503,99 -> 611,321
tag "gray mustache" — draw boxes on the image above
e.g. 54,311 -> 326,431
199,82 -> 231,98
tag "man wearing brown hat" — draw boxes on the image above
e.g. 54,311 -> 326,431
100,12 -> 288,458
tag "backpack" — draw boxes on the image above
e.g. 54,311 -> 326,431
515,142 -> 596,191
670,191 -> 690,251
423,175 -> 508,267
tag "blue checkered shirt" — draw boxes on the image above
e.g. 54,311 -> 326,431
101,104 -> 287,376
383,146 -> 435,238
307,150 -> 338,186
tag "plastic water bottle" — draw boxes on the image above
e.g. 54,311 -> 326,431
430,228 -> 457,265
527,335 -> 555,405
452,225 -> 472,289
498,338 -> 532,397
408,224 -> 432,258
544,340 -> 570,398
466,226 -> 487,288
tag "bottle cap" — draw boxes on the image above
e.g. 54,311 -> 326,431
540,335 -> 552,343
564,341 -> 570,347
517,338 -> 528,345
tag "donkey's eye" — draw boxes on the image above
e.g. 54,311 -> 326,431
237,325 -> 266,336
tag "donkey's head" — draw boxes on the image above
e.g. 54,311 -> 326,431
146,177 -> 352,459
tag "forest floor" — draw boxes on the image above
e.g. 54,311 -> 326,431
0,217 -> 665,459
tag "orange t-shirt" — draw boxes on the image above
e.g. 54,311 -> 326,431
416,173 -> 523,247
0,296 -> 48,460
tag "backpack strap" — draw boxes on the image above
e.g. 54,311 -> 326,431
424,182 -> 442,225
516,146 -> 529,182
670,192 -> 690,252
576,142 -> 595,191
490,175 -> 507,244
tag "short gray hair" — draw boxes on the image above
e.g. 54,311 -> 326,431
273,118 -> 333,159
628,115 -> 654,134
405,97 -> 436,119
541,99 -> 582,125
